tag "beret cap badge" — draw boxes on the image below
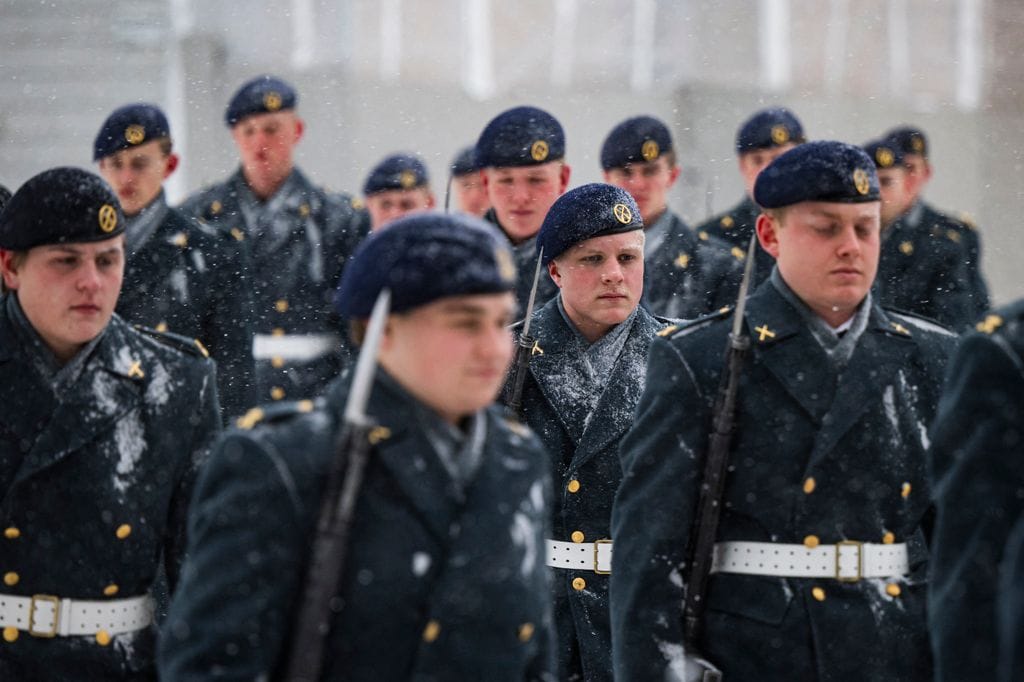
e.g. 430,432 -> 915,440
613,203 -> 633,225
770,124 -> 790,145
911,135 -> 924,152
641,139 -> 660,161
124,125 -> 146,145
853,168 -> 871,196
263,91 -> 283,112
98,204 -> 119,233
875,147 -> 895,168
494,247 -> 516,283
531,140 -> 549,162
399,170 -> 417,189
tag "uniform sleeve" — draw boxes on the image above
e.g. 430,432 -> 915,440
610,338 -> 710,681
926,243 -> 977,331
928,331 -> 1024,682
159,429 -> 311,681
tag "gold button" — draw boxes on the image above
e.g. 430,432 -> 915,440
103,584 -> 119,597
901,482 -> 912,499
572,577 -> 586,591
885,583 -> 902,597
275,299 -> 289,313
271,356 -> 285,368
518,622 -> 535,642
803,535 -> 820,549
422,619 -> 441,643
272,327 -> 285,337
571,531 -> 585,543
270,387 -> 286,401
803,477 -> 816,494
3,572 -> 18,586
116,524 -> 132,540
812,586 -> 826,601
567,479 -> 581,494
298,400 -> 315,413
95,629 -> 111,646
882,532 -> 895,545
4,527 -> 19,540
2,626 -> 17,642
155,322 -> 168,333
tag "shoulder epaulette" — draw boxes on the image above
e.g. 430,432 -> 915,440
502,415 -> 533,438
663,306 -> 733,340
958,212 -> 977,230
884,308 -> 957,337
134,325 -> 213,358
235,399 -> 319,430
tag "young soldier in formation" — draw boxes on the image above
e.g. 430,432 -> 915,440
611,141 -> 956,681
160,213 -> 554,681
450,145 -> 491,217
180,75 -> 368,405
94,103 -> 255,419
504,183 -> 672,681
600,115 -> 743,319
864,138 -> 975,330
477,105 -> 570,313
929,300 -> 1024,682
0,168 -> 220,680
887,124 -> 989,314
697,107 -> 805,286
362,152 -> 436,231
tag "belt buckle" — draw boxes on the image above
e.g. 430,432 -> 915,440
835,540 -> 863,583
593,538 -> 612,575
28,594 -> 60,638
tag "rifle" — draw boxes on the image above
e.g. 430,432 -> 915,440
680,234 -> 758,681
506,247 -> 544,418
284,288 -> 392,682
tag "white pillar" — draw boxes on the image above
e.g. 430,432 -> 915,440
631,0 -> 656,91
291,0 -> 316,70
758,0 -> 791,92
887,0 -> 911,98
461,0 -> 495,100
380,0 -> 402,83
955,0 -> 982,110
551,0 -> 578,88
824,0 -> 849,94
164,0 -> 193,204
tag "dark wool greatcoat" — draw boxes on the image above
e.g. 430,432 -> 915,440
695,196 -> 776,288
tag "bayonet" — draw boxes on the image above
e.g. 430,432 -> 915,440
506,247 -> 544,418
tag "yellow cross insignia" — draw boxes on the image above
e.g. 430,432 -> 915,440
172,232 -> 188,248
730,247 -> 746,261
368,426 -> 392,445
976,314 -> 1003,334
698,231 -> 709,241
236,407 -> 265,430
230,227 -> 245,242
754,325 -> 776,342
127,360 -> 145,379
531,340 -> 544,356
891,322 -> 910,335
674,253 -> 690,269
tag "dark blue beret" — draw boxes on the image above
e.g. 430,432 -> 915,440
0,167 -> 125,250
736,107 -> 806,153
600,115 -> 674,170
476,106 -> 565,168
753,140 -> 879,209
225,75 -> 297,127
0,183 -> 10,214
885,126 -> 928,158
335,213 -> 517,318
93,103 -> 171,161
537,183 -> 643,266
863,138 -> 906,170
450,146 -> 480,176
363,153 -> 430,196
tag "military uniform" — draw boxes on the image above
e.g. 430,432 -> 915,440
0,303 -> 219,680
116,192 -> 255,419
905,200 -> 989,315
611,281 -> 956,681
180,167 -> 367,403
695,196 -> 775,286
643,209 -> 744,319
999,509 -> 1024,682
929,300 -> 1024,682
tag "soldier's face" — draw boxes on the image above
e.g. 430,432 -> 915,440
230,111 -> 303,185
901,154 -> 931,203
877,168 -> 911,226
603,157 -> 680,224
453,172 -> 491,218
548,231 -> 645,343
757,201 -> 880,327
0,237 -> 125,363
482,162 -> 570,243
738,144 -> 797,198
366,188 -> 436,232
97,141 -> 177,216
379,293 -> 516,424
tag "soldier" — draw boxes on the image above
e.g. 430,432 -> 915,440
696,107 -> 806,286
0,168 -> 220,679
160,213 -> 555,681
450,145 -> 490,217
363,152 -> 436,231
180,74 -> 367,405
600,115 -> 743,319
477,105 -> 570,313
864,138 -> 975,330
886,125 -> 990,315
611,141 -> 957,681
503,183 -> 672,681
94,103 -> 255,419
928,301 -> 1024,682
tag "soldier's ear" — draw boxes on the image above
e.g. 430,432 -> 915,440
0,250 -> 21,291
756,212 -> 781,259
547,260 -> 563,288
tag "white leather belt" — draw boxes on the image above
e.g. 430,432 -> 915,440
0,593 -> 153,637
546,539 -> 613,574
252,333 -> 339,361
711,541 -> 909,582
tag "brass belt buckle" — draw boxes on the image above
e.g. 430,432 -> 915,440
835,540 -> 863,583
28,594 -> 60,637
593,538 -> 612,575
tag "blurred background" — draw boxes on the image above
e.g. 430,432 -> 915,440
1,0 -> 1021,302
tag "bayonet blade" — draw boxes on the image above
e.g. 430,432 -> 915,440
520,247 -> 544,338
729,233 -> 758,342
343,288 -> 391,426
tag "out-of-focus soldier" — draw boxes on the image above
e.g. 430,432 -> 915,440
450,145 -> 491,218
363,152 -> 435,231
